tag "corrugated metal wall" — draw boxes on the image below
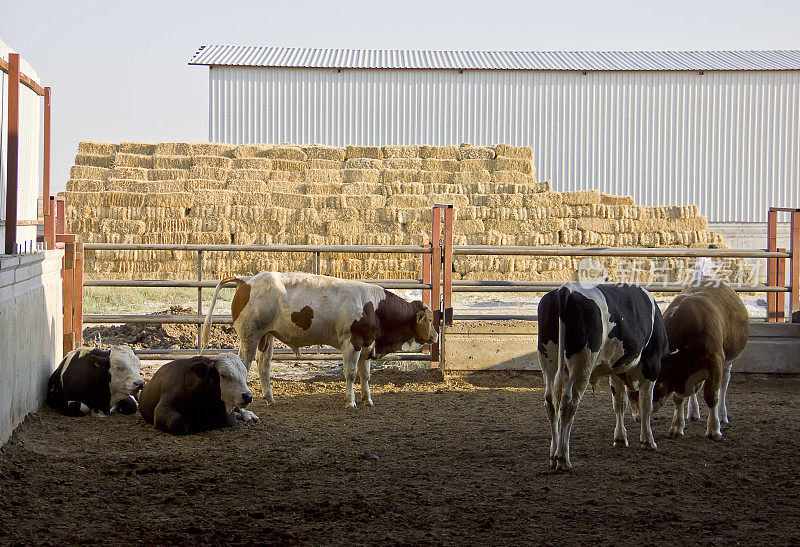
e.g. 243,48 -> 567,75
209,66 -> 800,222
0,40 -> 43,248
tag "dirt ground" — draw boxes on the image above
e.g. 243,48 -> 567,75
1,370 -> 799,545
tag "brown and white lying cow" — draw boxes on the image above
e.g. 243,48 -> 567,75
629,279 -> 749,440
202,272 -> 438,411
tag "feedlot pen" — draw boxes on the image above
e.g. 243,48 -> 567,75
2,370 -> 799,544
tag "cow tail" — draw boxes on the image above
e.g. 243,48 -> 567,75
554,286 -> 570,393
202,276 -> 239,353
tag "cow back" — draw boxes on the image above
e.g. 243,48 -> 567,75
47,349 -> 113,413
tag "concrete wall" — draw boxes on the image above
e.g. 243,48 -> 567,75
0,251 -> 63,446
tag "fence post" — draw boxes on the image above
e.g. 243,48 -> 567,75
776,248 -> 786,322
74,242 -> 84,345
791,210 -> 800,316
767,209 -> 778,322
55,197 -> 65,235
60,236 -> 76,353
44,196 -> 56,249
197,249 -> 203,351
430,207 -> 442,366
43,87 -> 51,217
443,205 -> 453,327
422,243 -> 431,307
4,53 -> 20,254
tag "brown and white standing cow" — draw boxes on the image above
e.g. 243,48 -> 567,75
628,279 -> 750,440
202,272 -> 438,413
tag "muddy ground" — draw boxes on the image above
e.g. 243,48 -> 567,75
1,370 -> 799,545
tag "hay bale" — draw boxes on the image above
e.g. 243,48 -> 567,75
74,153 -> 114,168
266,145 -> 307,161
421,159 -> 459,172
383,145 -> 421,158
418,171 -> 454,184
458,144 -> 496,160
345,158 -> 384,170
154,142 -> 192,156
228,169 -> 272,182
191,143 -> 235,157
384,157 -> 422,170
343,168 -> 381,183
341,182 -> 380,195
66,179 -> 105,192
493,144 -> 533,159
226,180 -> 267,193
70,165 -> 110,181
308,159 -> 344,170
345,146 -> 383,160
386,194 -> 428,208
119,142 -> 157,155
153,155 -> 193,169
232,144 -> 271,158
452,170 -> 491,185
232,158 -> 273,170
561,190 -> 601,205
147,168 -> 188,181
306,169 -> 344,184
493,156 -> 534,175
145,192 -> 194,208
600,193 -> 635,206
380,169 -> 419,184
78,141 -> 118,155
185,179 -> 227,191
271,159 -> 307,172
188,166 -> 228,181
110,166 -> 148,181
114,153 -> 154,169
327,195 -> 386,209
419,145 -> 458,159
193,155 -> 232,169
305,144 -> 345,161
491,171 -> 536,184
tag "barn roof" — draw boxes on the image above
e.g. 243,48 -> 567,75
189,45 -> 800,71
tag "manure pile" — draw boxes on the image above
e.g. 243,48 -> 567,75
62,142 -> 743,282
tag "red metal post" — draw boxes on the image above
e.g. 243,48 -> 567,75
4,53 -> 20,254
767,209 -> 778,322
74,242 -> 84,346
777,248 -> 786,322
430,207 -> 442,364
55,197 -> 66,235
422,243 -> 431,308
44,196 -> 56,249
43,87 -> 51,216
59,236 -> 76,353
791,210 -> 800,315
443,205 -> 453,326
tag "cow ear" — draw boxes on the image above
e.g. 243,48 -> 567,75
416,310 -> 426,322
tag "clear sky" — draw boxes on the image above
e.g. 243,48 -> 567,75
3,0 -> 799,192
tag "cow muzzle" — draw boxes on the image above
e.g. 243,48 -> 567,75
240,392 -> 254,406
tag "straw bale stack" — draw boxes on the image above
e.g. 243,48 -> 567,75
119,142 -> 157,155
305,145 -> 346,161
191,143 -> 234,157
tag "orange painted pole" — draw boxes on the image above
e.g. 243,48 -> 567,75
43,87 -> 51,216
74,242 -> 84,346
777,248 -> 786,322
4,54 -> 20,254
443,205 -> 453,326
61,238 -> 75,353
791,211 -> 800,315
430,207 -> 442,364
422,242 -> 431,308
44,196 -> 56,249
767,209 -> 778,322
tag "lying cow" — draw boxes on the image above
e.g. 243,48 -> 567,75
629,280 -> 750,440
203,272 -> 438,409
138,354 -> 255,435
537,282 -> 668,470
46,346 -> 145,417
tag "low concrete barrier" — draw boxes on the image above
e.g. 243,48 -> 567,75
0,250 -> 63,446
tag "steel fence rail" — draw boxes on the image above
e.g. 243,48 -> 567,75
84,279 -> 432,290
83,243 -> 431,254
452,245 -> 790,258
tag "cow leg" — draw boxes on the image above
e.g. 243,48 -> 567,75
357,355 -> 373,407
63,401 -> 91,417
539,352 -> 559,468
638,379 -> 658,450
704,357 -> 724,440
610,375 -> 629,447
628,388 -> 641,422
256,335 -> 276,404
342,344 -> 361,408
154,403 -> 189,435
687,392 -> 702,422
554,355 -> 591,470
720,362 -> 733,425
669,394 -> 687,437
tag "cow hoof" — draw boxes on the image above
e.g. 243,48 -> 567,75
668,427 -> 684,438
613,438 -> 628,448
237,409 -> 260,422
345,402 -> 357,409
641,441 -> 658,451
721,416 -> 729,425
363,399 -> 374,407
688,414 -> 701,422
263,396 -> 276,405
555,461 -> 572,472
549,458 -> 557,469
706,431 -> 723,441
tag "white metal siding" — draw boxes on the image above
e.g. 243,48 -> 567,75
0,40 -> 42,249
209,67 -> 800,223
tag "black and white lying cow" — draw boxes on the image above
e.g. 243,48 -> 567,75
46,346 -> 145,417
138,353 -> 255,435
203,272 -> 438,411
537,282 -> 668,470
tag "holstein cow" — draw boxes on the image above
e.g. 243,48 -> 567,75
629,280 -> 750,440
138,354 -> 255,435
203,272 -> 438,410
537,283 -> 668,470
46,346 -> 145,417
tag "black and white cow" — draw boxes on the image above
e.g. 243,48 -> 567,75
46,346 -> 145,417
138,353 -> 255,435
537,282 -> 668,470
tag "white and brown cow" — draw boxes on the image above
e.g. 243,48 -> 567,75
47,346 -> 145,417
537,283 -> 668,470
629,279 -> 750,440
202,272 -> 438,411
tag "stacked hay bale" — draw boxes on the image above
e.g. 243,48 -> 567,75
63,141 -> 743,282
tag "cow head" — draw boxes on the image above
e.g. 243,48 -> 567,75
108,346 -> 145,405
401,301 -> 438,351
212,353 -> 253,412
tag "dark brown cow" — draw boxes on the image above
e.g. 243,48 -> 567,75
629,280 -> 749,440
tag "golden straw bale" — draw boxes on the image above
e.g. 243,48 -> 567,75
74,153 -> 114,168
633,218 -> 668,232
305,144 -> 346,161
458,144 -> 496,160
188,166 -> 228,181
493,156 -> 534,174
99,219 -> 146,235
186,180 -> 227,191
232,144 -> 271,158
232,158 -> 273,170
78,141 -> 118,155
70,165 -> 111,180
147,168 -> 188,181
228,169 -> 272,182
114,153 -> 154,169
600,193 -> 635,206
100,192 -> 146,208
144,192 -> 193,208
66,179 -> 105,192
417,171 -> 454,184
154,142 -> 192,156
459,159 -> 495,172
195,189 -> 234,206
638,233 -> 661,247
225,180 -> 267,193
534,181 -> 551,192
119,142 -> 157,155
561,190 -> 601,205
308,159 -> 344,170
190,232 -> 232,244
191,143 -> 235,157
271,159 -> 307,172
153,155 -> 193,169
421,159 -> 459,173
490,171 -> 536,184
143,181 -> 188,193
325,221 -> 368,237
454,219 -> 485,235
110,166 -> 148,181
345,158 -> 384,170
669,217 -> 708,231
265,145 -> 307,161
386,194 -> 428,208
266,170 -> 304,183
327,195 -> 386,209
453,171 -> 492,186
385,158 -> 422,170
305,169 -> 344,184
271,192 -> 326,209
193,155 -> 232,169
384,145 -> 421,158
61,191 -> 102,207
492,144 -> 533,159
340,182 -> 380,195
379,169 -> 419,184
429,194 -> 469,207
425,183 -> 465,195
575,218 -> 619,234
343,168 -> 381,183
345,145 -> 383,160
419,145 -> 459,160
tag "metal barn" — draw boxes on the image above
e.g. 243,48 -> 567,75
190,46 -> 800,224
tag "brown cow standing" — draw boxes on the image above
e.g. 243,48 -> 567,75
631,280 -> 750,440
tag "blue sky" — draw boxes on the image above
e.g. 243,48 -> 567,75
3,0 -> 799,191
